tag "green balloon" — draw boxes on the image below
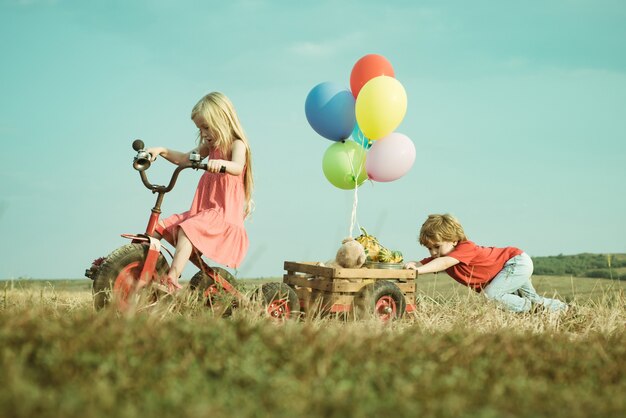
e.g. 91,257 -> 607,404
322,141 -> 368,189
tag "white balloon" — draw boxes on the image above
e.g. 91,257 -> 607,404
365,133 -> 416,182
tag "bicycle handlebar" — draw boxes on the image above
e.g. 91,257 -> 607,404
132,139 -> 208,194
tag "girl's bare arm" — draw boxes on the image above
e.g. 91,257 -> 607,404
204,140 -> 247,175
146,147 -> 196,166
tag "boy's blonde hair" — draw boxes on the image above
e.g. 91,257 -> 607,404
191,92 -> 254,217
419,214 -> 467,247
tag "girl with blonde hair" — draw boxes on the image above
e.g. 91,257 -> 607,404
146,92 -> 253,291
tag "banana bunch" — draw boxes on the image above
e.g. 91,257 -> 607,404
356,227 -> 403,263
355,227 -> 381,261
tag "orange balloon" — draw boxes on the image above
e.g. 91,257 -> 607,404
350,54 -> 395,98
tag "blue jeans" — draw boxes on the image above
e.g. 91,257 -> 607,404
483,253 -> 568,313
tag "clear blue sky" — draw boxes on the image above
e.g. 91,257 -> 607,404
1,0 -> 625,279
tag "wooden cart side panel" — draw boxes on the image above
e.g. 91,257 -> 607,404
334,268 -> 416,280
284,261 -> 416,280
284,261 -> 335,278
394,282 -> 416,293
284,274 -> 372,292
293,287 -> 355,313
293,286 -> 417,315
284,274 -> 415,293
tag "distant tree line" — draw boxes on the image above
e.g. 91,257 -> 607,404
531,253 -> 626,280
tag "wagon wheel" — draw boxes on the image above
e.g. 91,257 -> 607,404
259,282 -> 300,320
92,243 -> 169,310
358,281 -> 406,321
189,267 -> 238,315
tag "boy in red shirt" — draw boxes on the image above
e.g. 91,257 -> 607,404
404,214 -> 568,313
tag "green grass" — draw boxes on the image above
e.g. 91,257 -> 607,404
1,275 -> 625,418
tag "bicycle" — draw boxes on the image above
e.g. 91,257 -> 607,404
85,139 -> 299,318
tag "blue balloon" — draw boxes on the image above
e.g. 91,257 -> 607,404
351,123 -> 372,149
305,82 -> 356,141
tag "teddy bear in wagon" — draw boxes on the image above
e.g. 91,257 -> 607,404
323,237 -> 367,269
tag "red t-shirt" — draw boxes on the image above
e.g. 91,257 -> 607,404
420,240 -> 522,291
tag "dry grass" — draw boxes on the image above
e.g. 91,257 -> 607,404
410,273 -> 625,336
1,275 -> 624,418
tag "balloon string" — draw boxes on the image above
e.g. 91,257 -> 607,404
350,179 -> 358,238
347,144 -> 364,238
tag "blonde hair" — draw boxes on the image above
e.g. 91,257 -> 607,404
419,214 -> 467,247
191,92 -> 254,217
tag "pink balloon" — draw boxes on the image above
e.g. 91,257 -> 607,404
366,133 -> 416,182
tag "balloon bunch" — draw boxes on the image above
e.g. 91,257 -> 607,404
305,54 -> 416,190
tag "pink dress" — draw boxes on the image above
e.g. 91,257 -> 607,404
162,148 -> 249,268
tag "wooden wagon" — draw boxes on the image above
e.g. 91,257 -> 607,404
281,261 -> 417,320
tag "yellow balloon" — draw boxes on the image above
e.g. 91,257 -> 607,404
355,76 -> 407,140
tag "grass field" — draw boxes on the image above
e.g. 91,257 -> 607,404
1,275 -> 624,418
